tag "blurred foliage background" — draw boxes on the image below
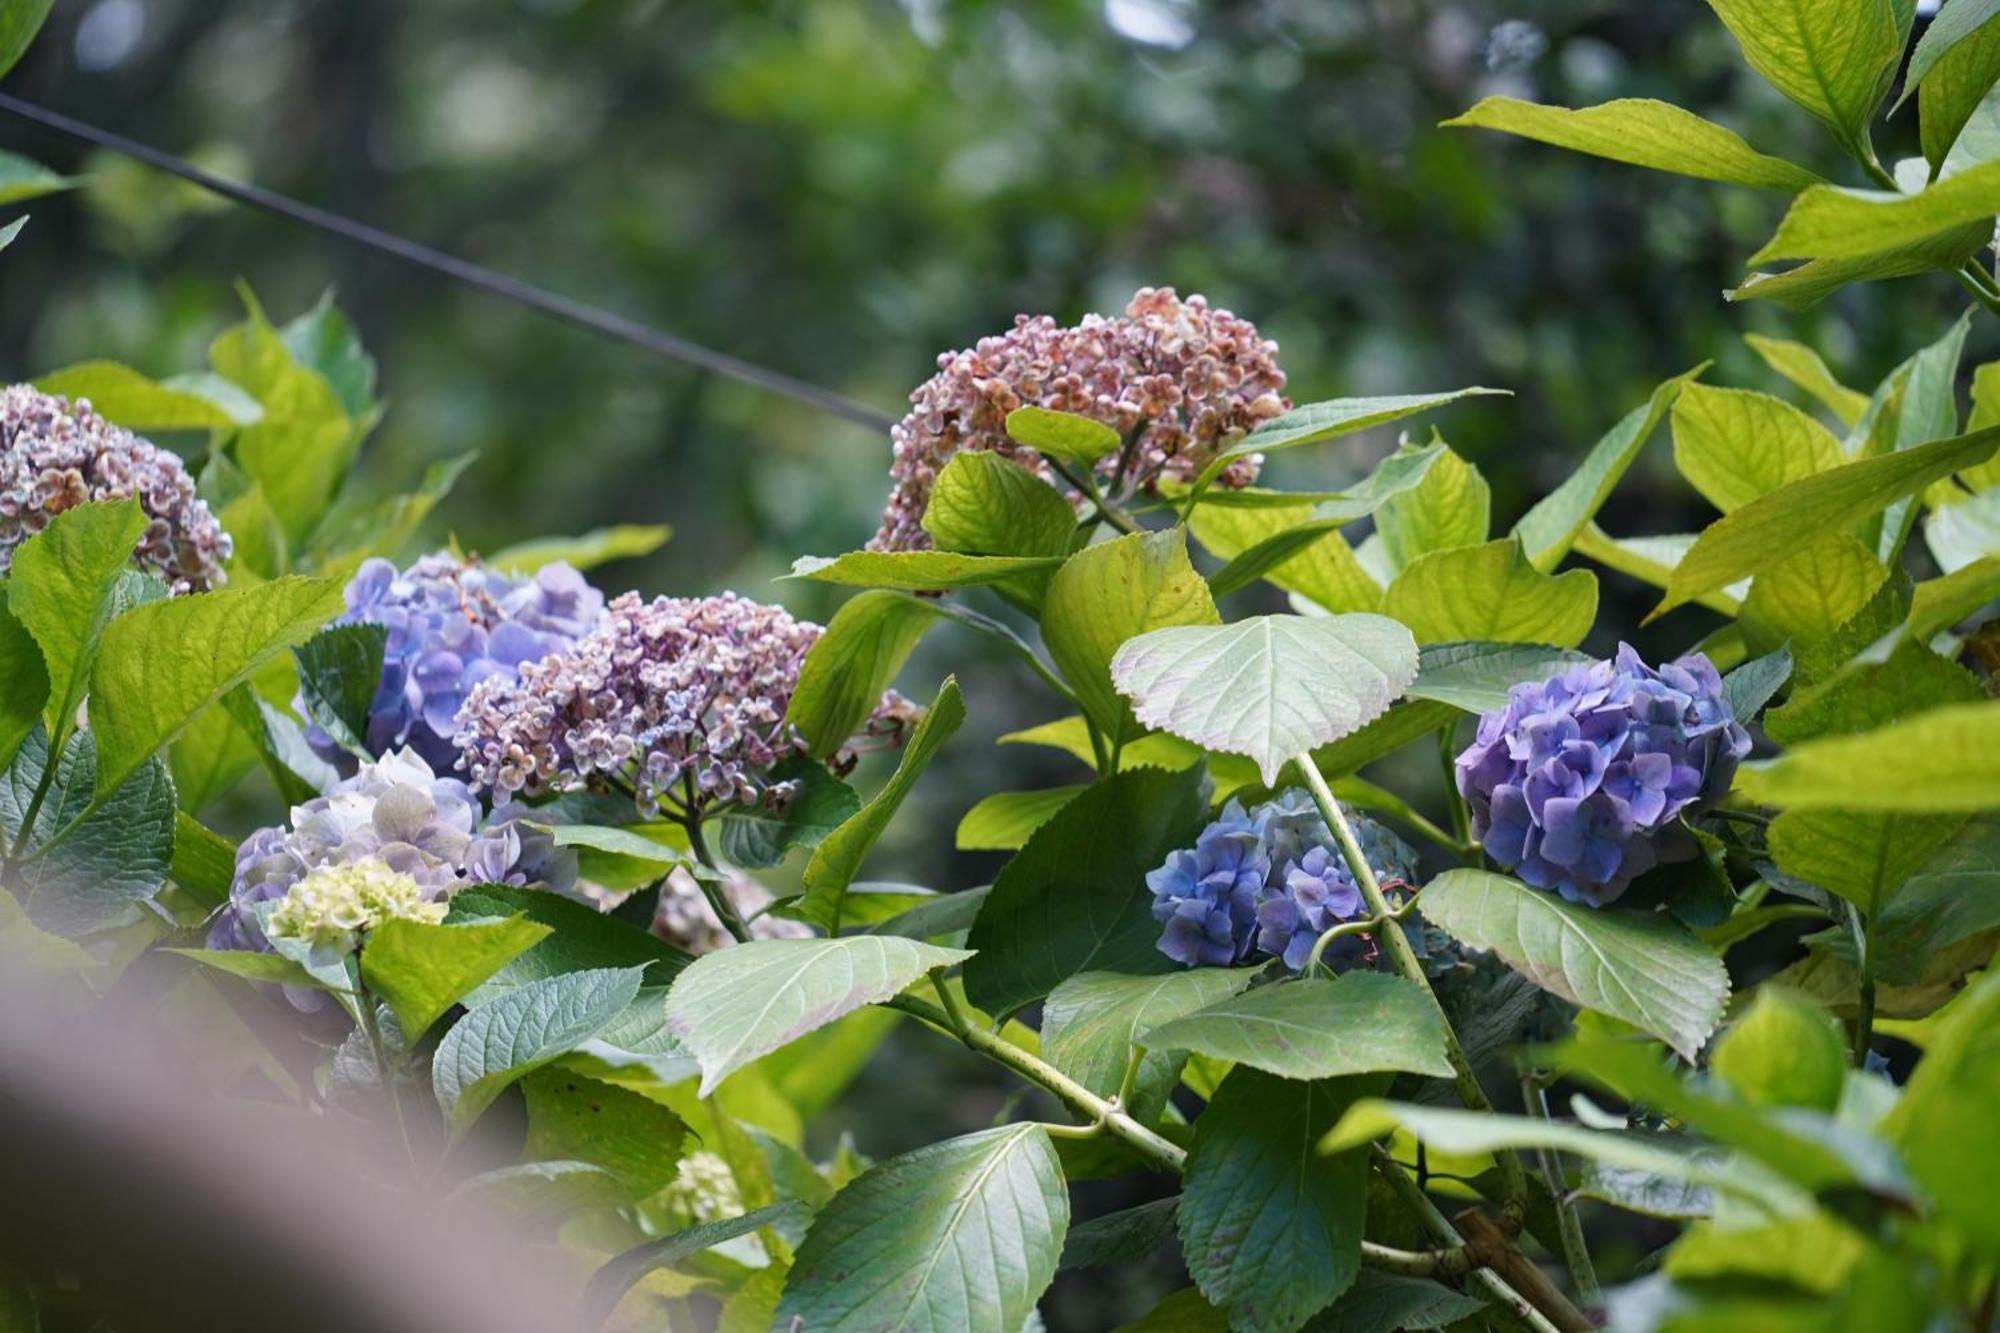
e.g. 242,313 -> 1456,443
0,2 -> 1981,1322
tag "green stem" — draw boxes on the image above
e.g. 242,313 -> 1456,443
1372,1148 -> 1564,1333
1048,457 -> 1140,535
1436,726 -> 1476,863
355,982 -> 421,1178
1524,1077 -> 1601,1306
1304,898 -> 1419,975
929,970 -> 971,1040
1295,750 -> 1529,1209
1850,904 -> 1877,1067
680,808 -> 751,944
919,596 -> 1078,707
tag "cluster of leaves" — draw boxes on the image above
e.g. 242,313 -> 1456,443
3,4 -> 2000,1333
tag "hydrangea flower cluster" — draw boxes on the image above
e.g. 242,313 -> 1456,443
265,859 -> 446,952
1454,644 -> 1751,907
0,384 -> 232,592
659,1151 -> 743,1227
871,287 -> 1290,551
305,553 -> 607,773
456,590 -> 907,816
1148,790 -> 1416,971
209,748 -> 574,957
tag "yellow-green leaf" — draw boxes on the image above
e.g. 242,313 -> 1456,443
1444,97 -> 1822,190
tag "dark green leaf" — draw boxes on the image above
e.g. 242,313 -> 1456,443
1305,1270 -> 1489,1333
1404,641 -> 1590,714
1060,1198 -> 1182,1271
713,759 -> 859,869
0,727 -> 175,937
292,623 -> 386,759
0,0 -> 53,78
1141,973 -> 1454,1082
0,595 -> 48,773
791,549 -> 1062,589
448,885 -> 691,999
1043,968 -> 1258,1114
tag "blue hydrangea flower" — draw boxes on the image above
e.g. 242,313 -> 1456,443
1455,643 -> 1750,907
302,553 -> 606,774
1147,790 -> 1416,971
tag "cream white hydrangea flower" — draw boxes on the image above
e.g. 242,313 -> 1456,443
657,1151 -> 743,1227
265,858 -> 447,953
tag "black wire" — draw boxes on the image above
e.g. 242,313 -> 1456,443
0,91 -> 900,434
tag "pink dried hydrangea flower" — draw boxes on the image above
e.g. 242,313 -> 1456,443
871,286 -> 1289,551
0,384 -> 232,592
455,590 -> 910,816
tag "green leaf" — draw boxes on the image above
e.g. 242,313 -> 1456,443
291,623 -> 386,759
1754,159 -> 2000,264
1920,7 -> 2000,169
1111,613 -> 1419,785
1043,529 -> 1219,745
1417,869 -> 1729,1058
1179,1069 -> 1378,1333
955,785 -> 1085,852
1383,538 -> 1597,646
1116,1289 -> 1229,1332
1907,553 -> 2000,638
1375,441 -> 1489,572
0,595 -> 48,773
1884,972 -> 2000,1251
1656,426 -> 2000,617
448,885 -> 691,998
1720,645 -> 1793,722
964,765 -> 1208,1016
1007,405 -> 1122,463
1143,973 -> 1453,1082
0,727 -> 175,937
1205,388 -> 1508,480
1513,369 -> 1702,572
1308,700 -> 1461,781
1730,221 -> 1992,307
6,498 -> 146,737
0,0 -> 54,78
1309,1272 -> 1489,1333
1444,96 -> 1823,189
1739,532 -> 1889,646
1403,641 -> 1592,714
532,821 -> 688,893
518,1066 -> 688,1204
923,451 -> 1077,559
1206,518 -> 1354,601
584,1202 -> 811,1329
431,965 -> 647,1136
166,946 -> 347,994
1865,818 -> 2000,984
664,935 -> 972,1095
1572,527 -> 1746,614
1924,484 -> 2000,572
786,591 -> 939,759
87,574 -> 344,796
1710,987 -> 1848,1111
794,678 -> 964,931
1672,383 -> 1847,513
790,549 -> 1062,589
1706,0 -> 1902,154
1904,0 -> 2000,108
304,452 -> 477,568
777,1124 -> 1066,1332
1060,1198 -> 1181,1272
485,524 -> 673,574
869,886 -> 991,942
1042,968 -> 1258,1113
1770,808 -> 1966,914
1190,501 -> 1381,614
359,914 -> 554,1039
1745,334 -> 1871,425
168,810 -> 236,907
713,760 -> 859,869
33,361 -> 259,430
279,290 -> 378,421
1663,1215 -> 1874,1295
1739,700 -> 2000,810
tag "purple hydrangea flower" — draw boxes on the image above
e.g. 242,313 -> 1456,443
0,384 -> 232,592
455,591 -> 914,817
302,553 -> 607,773
1455,644 -> 1750,907
1148,790 -> 1416,971
209,748 -> 576,973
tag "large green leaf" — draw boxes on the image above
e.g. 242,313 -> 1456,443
1383,538 -> 1597,647
1730,220 -> 1993,308
449,885 -> 690,999
33,361 -> 260,430
955,786 -> 1085,852
87,574 -> 344,795
1655,426 -> 2000,617
785,591 -> 940,758
0,597 -> 48,774
1710,987 -> 1848,1112
1007,405 -> 1122,463
1417,869 -> 1729,1058
1190,501 -> 1381,614
1110,614 -> 1418,785
1513,369 -> 1702,571
776,1124 -> 1068,1333
663,935 -> 971,1095
517,1066 -> 688,1205
0,727 -> 175,937
1744,334 -> 1871,425
1706,0 -> 1903,154
964,765 -> 1207,1016
1444,97 -> 1823,189
0,0 -> 53,78
1403,641 -> 1590,714
1142,973 -> 1453,1082
794,677 -> 964,931
484,523 -> 672,574
291,623 -> 387,759
431,965 -> 647,1135
922,450 -> 1077,559
1374,442 -> 1488,573
1043,529 -> 1219,745
1884,971 -> 2000,1251
7,499 -> 146,738
1904,0 -> 2000,102
1179,1069 -> 1378,1333
1308,1272 -> 1489,1333
1754,159 -> 2000,264
359,914 -> 554,1039
1739,532 -> 1889,646
791,549 -> 1062,589
1739,701 -> 2000,811
1672,383 -> 1847,513
1042,968 -> 1258,1113
1919,6 -> 2000,168
1197,388 -> 1507,487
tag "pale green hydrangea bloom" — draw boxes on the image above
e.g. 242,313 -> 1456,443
265,858 -> 446,952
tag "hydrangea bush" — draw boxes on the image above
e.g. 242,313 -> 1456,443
6,4 -> 2000,1332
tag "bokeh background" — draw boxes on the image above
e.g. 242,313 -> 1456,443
0,2 -> 1980,1324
